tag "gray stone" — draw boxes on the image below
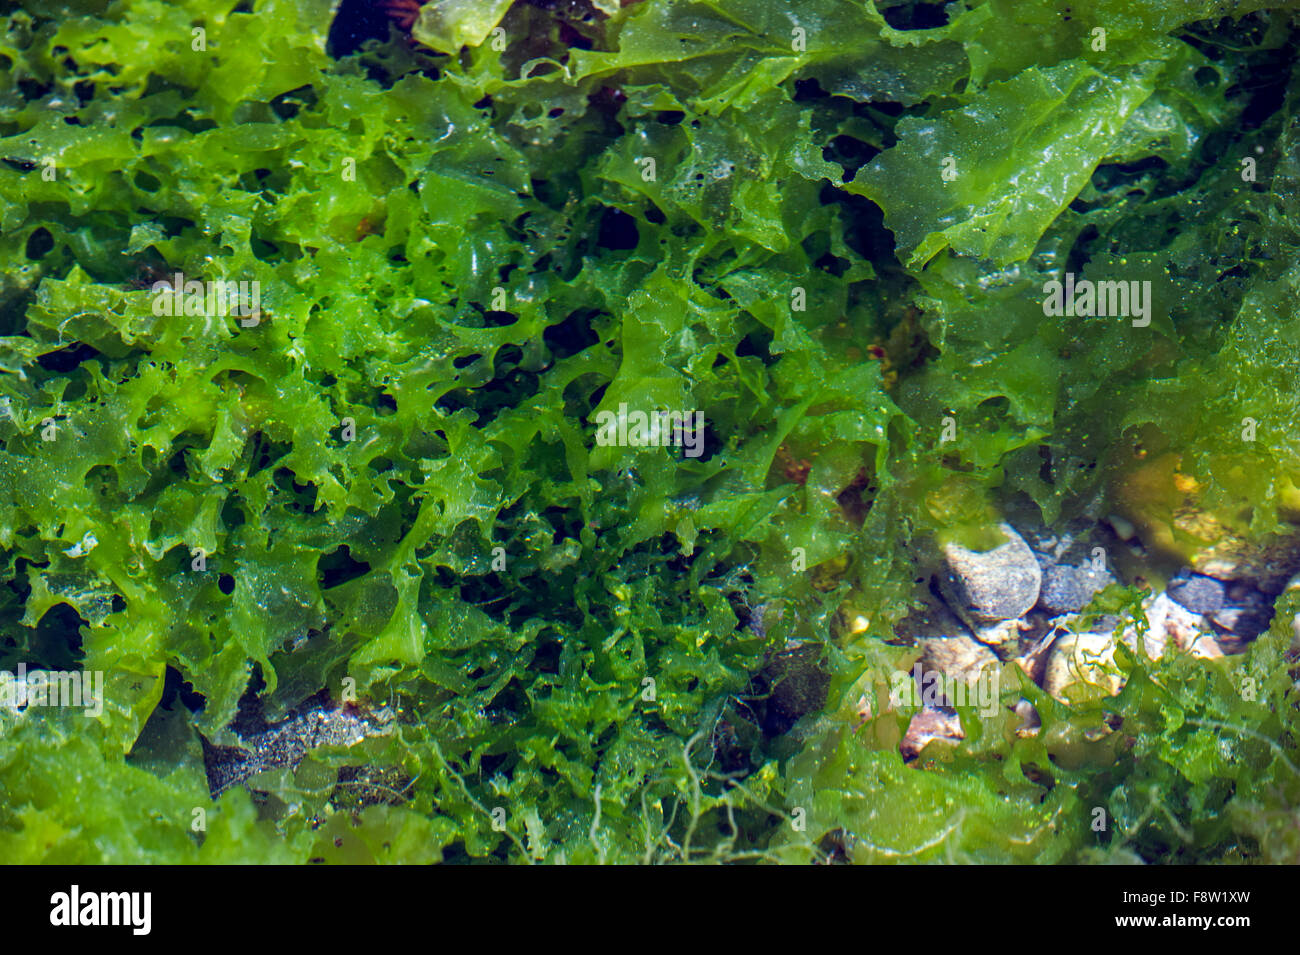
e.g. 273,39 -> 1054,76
1018,520 -> 1120,617
1020,521 -> 1089,567
1210,606 -> 1272,640
940,523 -> 1041,624
1167,572 -> 1225,615
1012,698 -> 1041,736
1038,561 -> 1117,616
1154,576 -> 1277,644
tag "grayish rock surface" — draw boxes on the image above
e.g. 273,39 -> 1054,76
1038,561 -> 1117,616
940,523 -> 1041,624
1020,520 -> 1119,616
1167,572 -> 1225,614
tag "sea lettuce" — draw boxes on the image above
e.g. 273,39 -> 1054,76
0,0 -> 1299,865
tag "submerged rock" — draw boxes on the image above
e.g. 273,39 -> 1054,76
1122,591 -> 1224,661
760,643 -> 830,736
200,696 -> 396,799
899,634 -> 1005,760
1012,698 -> 1041,736
1209,580 -> 1275,643
1167,571 -> 1225,614
1020,520 -> 1119,616
1045,593 -> 1228,702
940,523 -> 1041,625
900,706 -> 964,761
1038,561 -> 1117,616
1187,527 -> 1300,596
1014,622 -> 1058,687
972,618 -> 1027,649
1044,631 -> 1124,702
894,511 -> 1284,730
917,632 -> 998,691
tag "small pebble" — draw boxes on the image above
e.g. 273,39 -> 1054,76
900,706 -> 963,761
1044,631 -> 1123,702
971,618 -> 1024,648
1122,591 -> 1223,661
1013,698 -> 1041,736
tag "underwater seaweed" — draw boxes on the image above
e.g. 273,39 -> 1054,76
0,0 -> 1298,865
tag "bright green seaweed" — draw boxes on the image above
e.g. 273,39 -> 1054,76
1,0 -> 1299,863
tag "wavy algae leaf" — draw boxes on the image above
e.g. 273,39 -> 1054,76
774,725 -> 1075,863
852,56 -> 1165,267
412,0 -> 515,51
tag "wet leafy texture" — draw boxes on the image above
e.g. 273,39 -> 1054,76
852,55 -> 1169,266
1,0 -> 1300,864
